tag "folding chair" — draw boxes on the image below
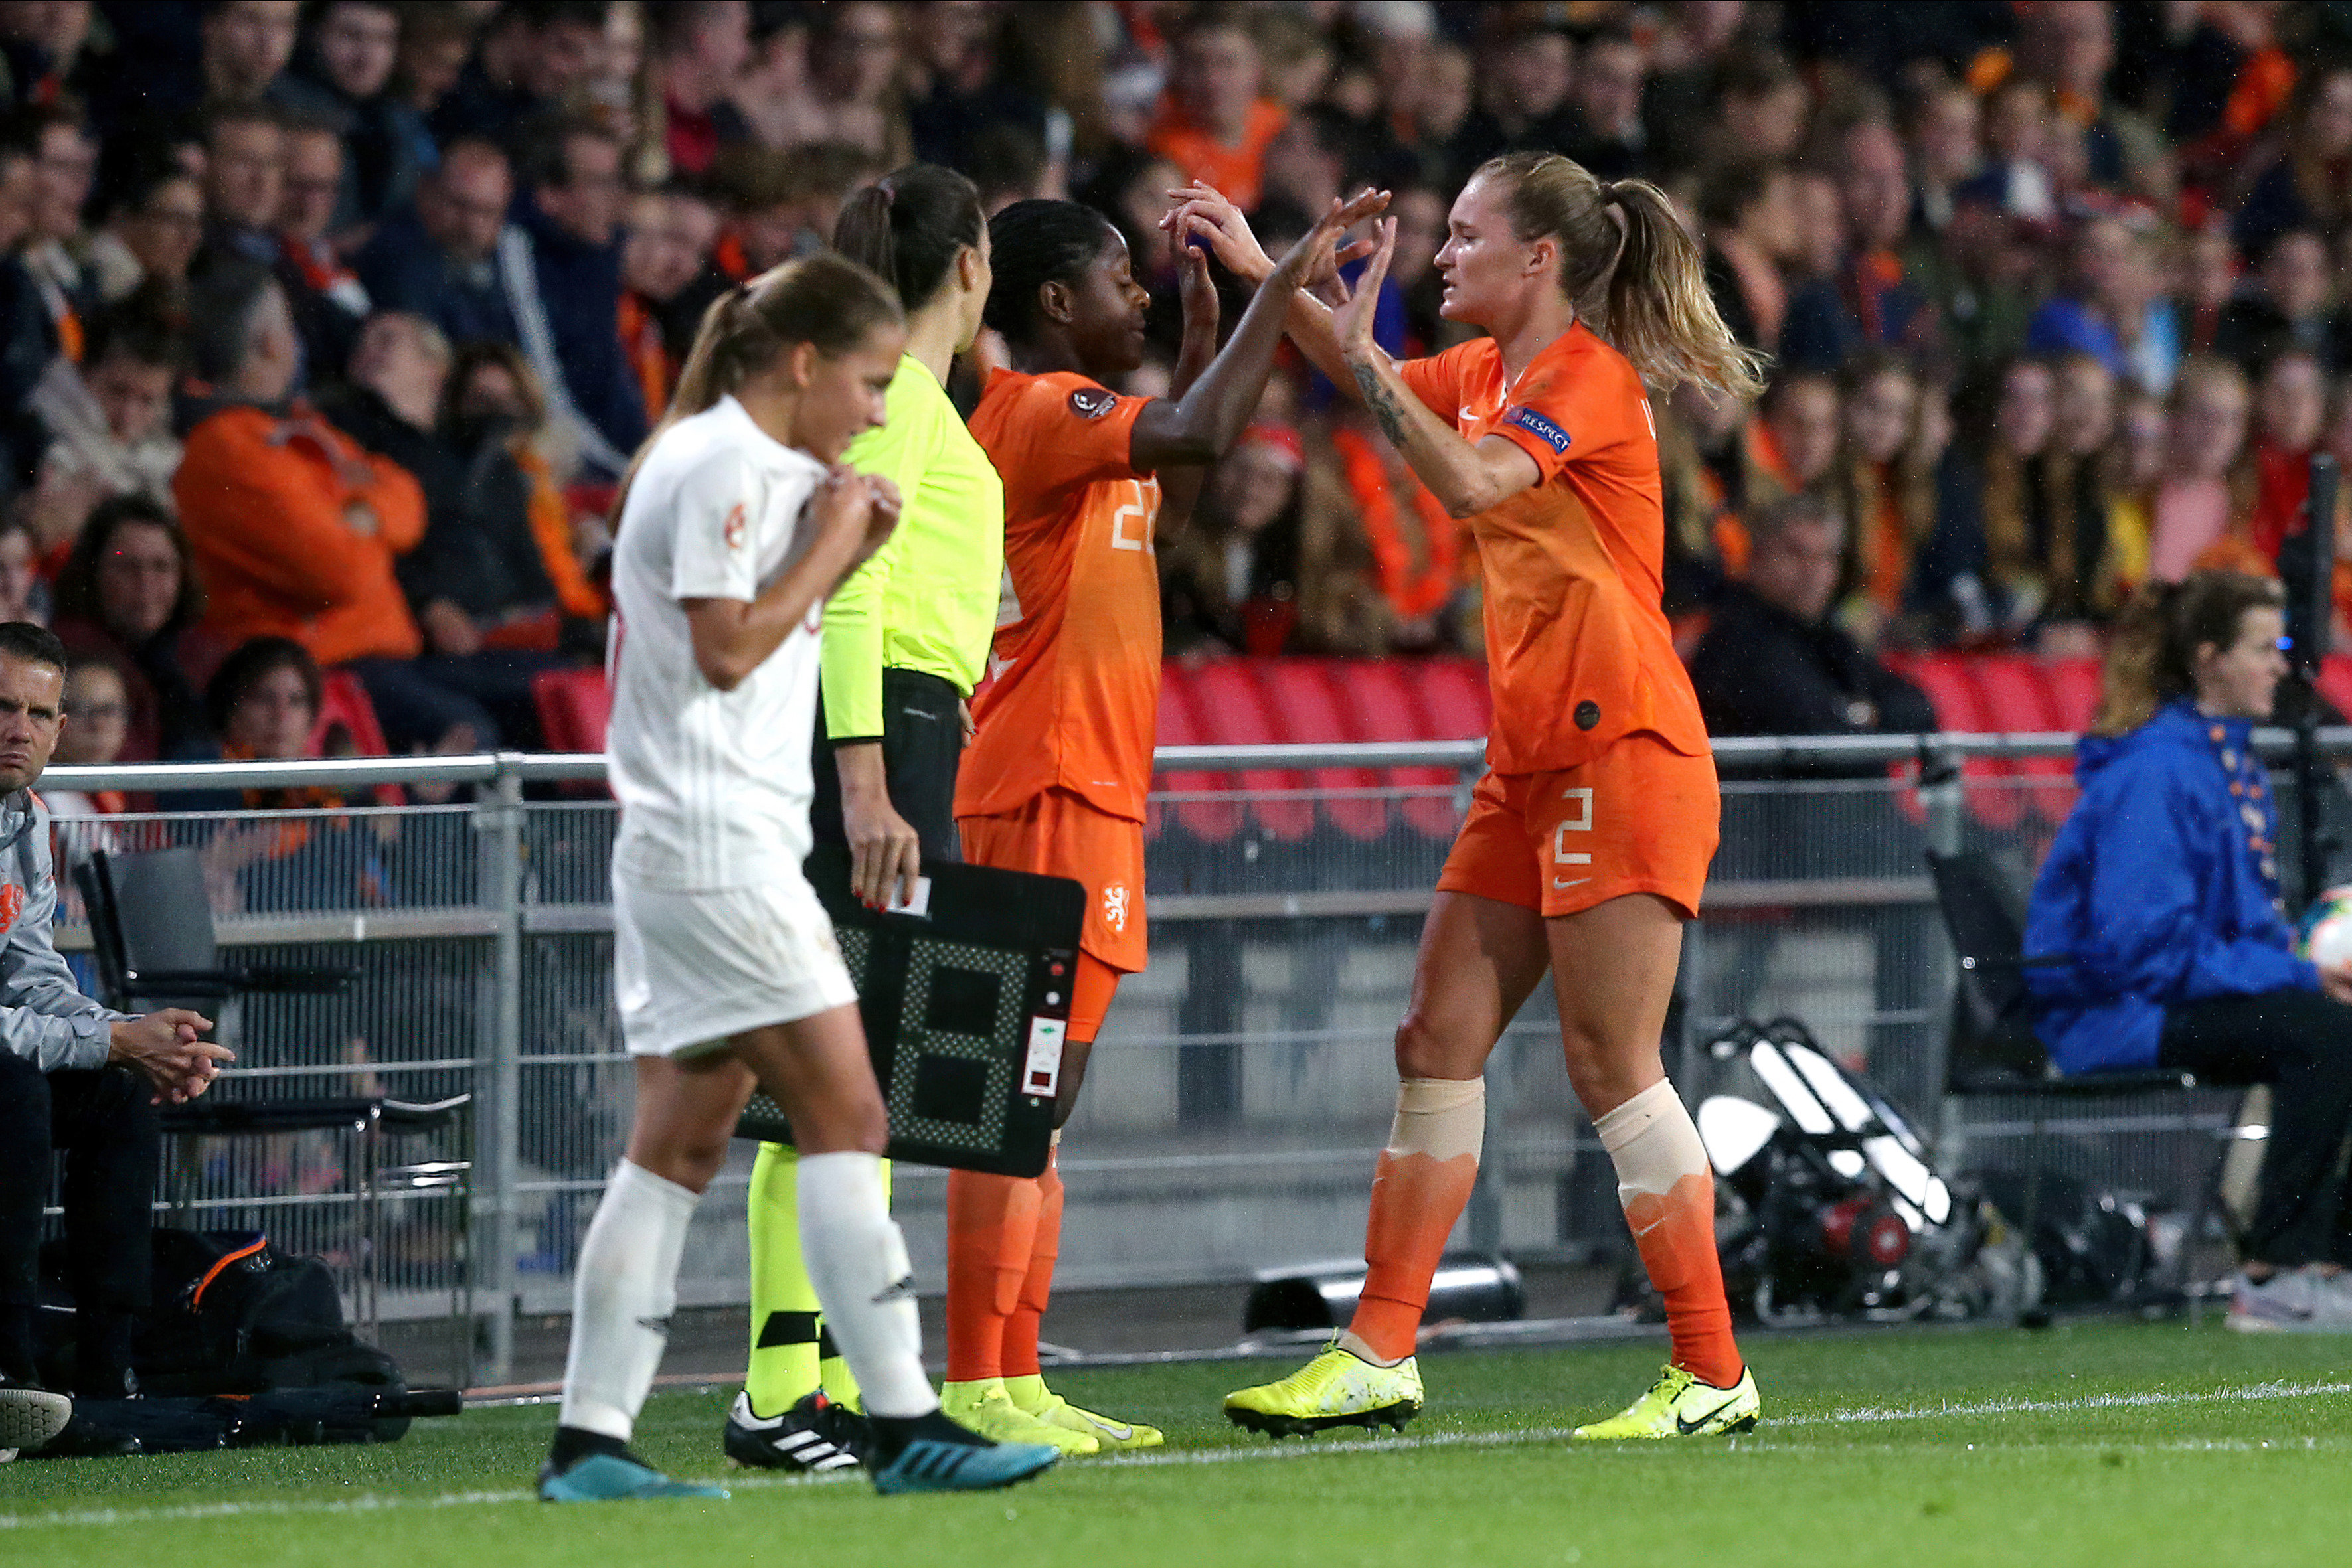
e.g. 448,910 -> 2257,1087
1929,850 -> 2219,1316
77,846 -> 359,1006
76,848 -> 471,1354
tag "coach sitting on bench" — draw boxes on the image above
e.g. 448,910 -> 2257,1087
2025,572 -> 2352,1332
0,623 -> 228,1428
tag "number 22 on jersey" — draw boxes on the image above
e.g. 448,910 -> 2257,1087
996,477 -> 1160,631
1108,478 -> 1157,554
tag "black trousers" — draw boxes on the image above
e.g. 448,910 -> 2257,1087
2159,990 -> 2352,1267
0,1056 -> 159,1383
809,668 -> 965,864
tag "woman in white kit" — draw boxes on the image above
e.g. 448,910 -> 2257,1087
539,252 -> 1060,1502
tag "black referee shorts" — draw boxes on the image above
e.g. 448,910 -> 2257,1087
809,667 -> 965,863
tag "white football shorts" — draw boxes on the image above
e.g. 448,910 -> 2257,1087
612,872 -> 859,1058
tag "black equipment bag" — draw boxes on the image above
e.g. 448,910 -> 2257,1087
1972,1168 -> 2158,1307
34,1229 -> 460,1452
64,1386 -> 464,1455
131,1228 -> 404,1398
732,845 -> 1084,1178
1671,1018 -> 2029,1325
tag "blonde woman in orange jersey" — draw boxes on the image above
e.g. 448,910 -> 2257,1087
1177,153 -> 1770,1439
937,192 -> 1383,1454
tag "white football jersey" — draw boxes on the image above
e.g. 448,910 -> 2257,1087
606,395 -> 829,891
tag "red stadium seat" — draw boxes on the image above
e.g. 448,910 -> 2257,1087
1252,659 -> 1388,840
1963,655 -> 2063,732
311,673 -> 402,806
2319,655 -> 2352,721
1327,659 -> 1466,840
1883,653 -> 2021,830
1964,656 -> 2077,826
1409,656 -> 1493,740
1883,652 -> 1983,731
313,672 -> 391,757
2040,657 -> 2106,732
1155,665 -> 1242,842
1186,660 -> 1315,841
526,669 -> 613,797
531,668 -> 612,753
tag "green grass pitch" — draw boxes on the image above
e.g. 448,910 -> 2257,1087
5,1320 -> 2349,1567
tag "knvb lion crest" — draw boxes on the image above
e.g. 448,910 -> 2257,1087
1101,883 -> 1129,934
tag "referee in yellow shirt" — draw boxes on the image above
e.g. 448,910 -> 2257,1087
726,165 -> 1003,1472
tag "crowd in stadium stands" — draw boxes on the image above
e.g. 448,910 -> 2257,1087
1,0 -> 2350,781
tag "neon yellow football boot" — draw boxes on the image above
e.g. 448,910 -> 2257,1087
1223,1342 -> 1423,1439
941,1377 -> 1098,1456
1571,1363 -> 1760,1439
1004,1373 -> 1164,1451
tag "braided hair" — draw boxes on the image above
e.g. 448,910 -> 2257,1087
983,198 -> 1120,342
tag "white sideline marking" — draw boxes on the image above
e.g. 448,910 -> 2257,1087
1778,1378 -> 2352,1428
3,1380 -> 2347,1530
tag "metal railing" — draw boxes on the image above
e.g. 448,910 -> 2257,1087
41,726 -> 2352,1385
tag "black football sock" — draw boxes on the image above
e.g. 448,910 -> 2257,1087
548,1424 -> 633,1471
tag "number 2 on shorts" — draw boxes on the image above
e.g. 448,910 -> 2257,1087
1552,787 -> 1594,889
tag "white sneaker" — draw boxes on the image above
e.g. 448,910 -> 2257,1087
2300,1268 -> 2352,1327
2227,1268 -> 2338,1332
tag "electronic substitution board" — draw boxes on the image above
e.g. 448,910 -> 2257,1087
732,844 -> 1084,1178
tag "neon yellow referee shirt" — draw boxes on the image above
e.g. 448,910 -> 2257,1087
823,354 -> 1005,740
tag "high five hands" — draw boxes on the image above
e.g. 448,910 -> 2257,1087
1159,183 -> 1391,300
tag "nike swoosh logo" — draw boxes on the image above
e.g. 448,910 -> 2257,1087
636,1316 -> 672,1336
1087,1419 -> 1135,1441
1553,877 -> 1590,889
873,1275 -> 916,1305
1676,1397 -> 1742,1434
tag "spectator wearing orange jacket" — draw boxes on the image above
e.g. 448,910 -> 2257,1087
171,263 -> 497,753
1146,14 -> 1288,211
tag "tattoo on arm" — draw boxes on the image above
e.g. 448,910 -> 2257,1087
1353,362 -> 1412,448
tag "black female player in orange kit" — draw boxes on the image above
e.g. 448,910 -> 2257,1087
1177,153 -> 1770,1439
941,189 -> 1384,1452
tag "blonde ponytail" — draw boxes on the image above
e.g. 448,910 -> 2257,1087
1602,177 -> 1768,403
608,252 -> 904,531
1476,151 -> 1767,402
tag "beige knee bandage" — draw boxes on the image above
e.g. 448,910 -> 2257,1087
1593,1077 -> 1709,1202
1388,1077 -> 1486,1162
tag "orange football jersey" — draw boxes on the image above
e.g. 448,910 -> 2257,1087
956,368 -> 1164,823
1397,323 -> 1710,773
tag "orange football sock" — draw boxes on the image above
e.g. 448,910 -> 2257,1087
1596,1077 -> 1744,1388
1345,1078 -> 1485,1363
1001,1142 -> 1063,1379
944,1168 -> 1041,1383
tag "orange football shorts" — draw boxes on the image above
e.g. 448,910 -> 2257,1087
958,786 -> 1149,977
1437,731 -> 1720,919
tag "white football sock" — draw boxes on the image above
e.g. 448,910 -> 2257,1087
558,1158 -> 698,1441
796,1150 -> 939,1420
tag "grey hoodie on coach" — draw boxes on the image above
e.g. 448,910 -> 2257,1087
0,789 -> 128,1071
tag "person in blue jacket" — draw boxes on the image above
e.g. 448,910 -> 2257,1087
2026,570 -> 2352,1331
